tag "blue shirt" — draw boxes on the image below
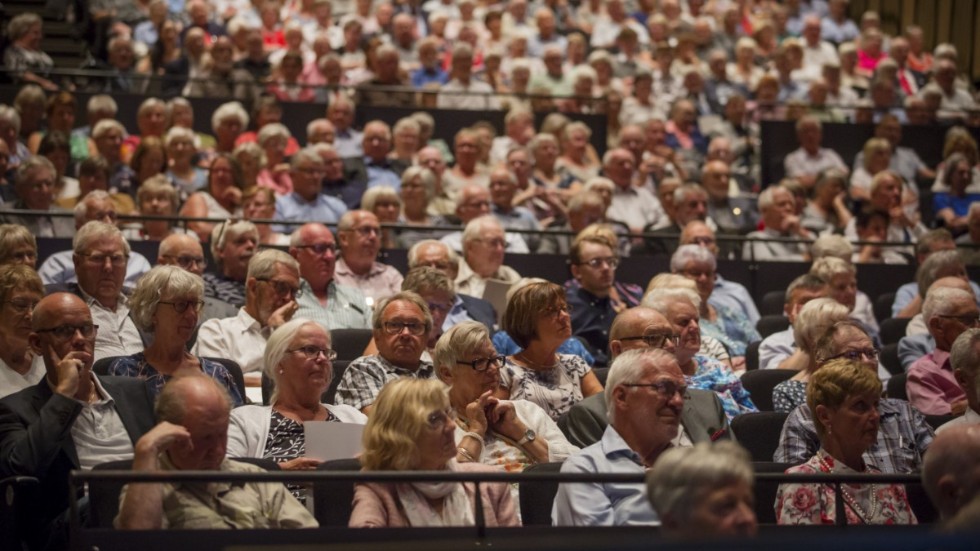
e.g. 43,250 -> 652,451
38,250 -> 151,288
934,192 -> 980,217
491,330 -> 595,367
893,280 -> 980,317
552,425 -> 658,526
365,158 -> 402,191
759,327 -> 796,370
710,275 -> 761,325
410,66 -> 448,89
274,192 -> 348,233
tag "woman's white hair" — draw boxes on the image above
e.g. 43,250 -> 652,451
810,256 -> 855,281
642,287 -> 702,312
257,123 -> 292,146
432,320 -> 491,375
793,297 -> 851,354
128,265 -> 204,332
810,234 -> 853,261
263,318 -> 330,403
211,101 -> 249,131
670,244 -> 716,273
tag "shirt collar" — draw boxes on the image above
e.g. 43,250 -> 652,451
375,354 -> 434,378
600,425 -> 646,467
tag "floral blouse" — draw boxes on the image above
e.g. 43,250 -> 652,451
689,355 -> 758,421
773,379 -> 807,413
775,449 -> 917,525
499,354 -> 591,421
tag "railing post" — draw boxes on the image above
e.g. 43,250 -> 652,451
834,481 -> 846,527
472,480 -> 486,541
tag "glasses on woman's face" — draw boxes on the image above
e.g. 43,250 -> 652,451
2,298 -> 39,315
822,347 -> 880,363
542,304 -> 570,319
456,355 -> 505,372
425,408 -> 456,431
288,346 -> 337,361
159,300 -> 205,314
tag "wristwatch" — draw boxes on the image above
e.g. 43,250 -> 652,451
517,429 -> 536,445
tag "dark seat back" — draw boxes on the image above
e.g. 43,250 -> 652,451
739,369 -> 794,411
313,458 -> 362,527
203,357 -> 246,403
92,356 -> 120,376
886,372 -> 909,401
756,315 -> 790,339
519,462 -> 563,526
591,367 -> 610,387
745,341 -> 761,371
879,318 -> 911,345
760,291 -> 785,316
874,292 -> 897,323
880,343 -> 903,376
331,329 -> 374,362
0,476 -> 38,551
730,412 -> 790,462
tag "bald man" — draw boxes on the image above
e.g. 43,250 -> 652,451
157,234 -> 238,325
923,425 -> 980,530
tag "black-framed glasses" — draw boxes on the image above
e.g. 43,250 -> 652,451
295,243 -> 337,255
821,348 -> 880,363
623,380 -> 689,400
35,323 -> 99,340
426,408 -> 456,431
577,257 -> 620,269
618,333 -> 680,349
2,298 -> 39,314
345,226 -> 380,237
937,313 -> 980,326
289,346 -> 338,361
457,355 -> 506,372
383,320 -> 426,336
78,253 -> 128,267
159,300 -> 205,314
256,278 -> 302,298
161,254 -> 207,270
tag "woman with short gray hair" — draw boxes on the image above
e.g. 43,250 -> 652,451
106,265 -> 244,405
3,13 -> 56,90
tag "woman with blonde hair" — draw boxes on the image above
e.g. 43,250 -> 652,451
0,265 -> 44,398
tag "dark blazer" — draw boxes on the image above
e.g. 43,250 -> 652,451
459,294 -> 497,332
342,157 -> 409,192
557,389 -> 730,449
0,376 -> 156,544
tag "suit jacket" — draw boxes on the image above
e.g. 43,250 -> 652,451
459,294 -> 497,332
557,389 -> 730,449
0,376 -> 156,541
342,157 -> 409,191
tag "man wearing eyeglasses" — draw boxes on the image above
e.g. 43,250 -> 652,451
455,215 -> 522,299
335,291 -> 434,414
288,223 -> 371,330
38,191 -> 152,288
194,250 -> 301,383
0,292 -> 155,550
558,306 -> 730,449
334,210 -> 404,306
0,156 -> 76,238
439,184 -> 530,254
407,240 -> 497,333
272,148 -> 348,233
157,234 -> 238,325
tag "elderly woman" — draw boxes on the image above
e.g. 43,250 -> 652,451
179,154 -> 246,241
362,186 -> 402,250
810,257 -> 880,341
256,123 -> 294,195
933,152 -> 980,235
494,281 -> 603,421
772,298 -> 852,413
645,273 -> 732,367
350,378 -> 519,527
850,138 -> 892,202
530,133 -> 575,190
129,136 -> 168,188
803,169 -> 852,234
672,245 -> 761,364
775,359 -> 917,525
0,265 -> 44,398
212,101 -> 249,155
390,118 -> 421,163
204,220 -> 259,307
106,265 -> 243,406
233,141 -> 265,189
228,319 -> 366,500
125,175 -> 181,241
556,122 -> 600,185
643,288 -> 756,420
164,126 -> 208,199
3,13 -> 56,90
243,186 -> 290,246
647,441 -> 758,539
435,321 -> 577,473
0,224 -> 37,267
397,166 -> 448,248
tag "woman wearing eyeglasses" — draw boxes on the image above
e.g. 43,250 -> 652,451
775,359 -> 917,525
227,319 -> 366,502
350,378 -> 519,527
435,321 -> 577,473
106,265 -> 243,405
0,264 -> 45,398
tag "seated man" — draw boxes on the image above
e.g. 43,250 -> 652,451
743,185 -> 814,261
939,329 -> 980,432
538,191 -> 612,256
193,250 -> 299,382
702,159 -> 757,235
116,376 -> 317,529
47,221 -> 144,361
783,115 -> 848,188
955,203 -> 980,266
758,274 -> 828,370
455,215 -> 523,299
39,191 -> 151,287
440,183 -> 529,254
334,210 -> 404,305
644,183 -> 717,256
407,239 -> 496,332
334,292 -> 434,414
342,120 -> 407,191
204,221 -> 259,308
156,234 -> 238,324
558,306 -> 730,449
273,148 -> 348,233
843,171 -> 927,255
489,165 -> 541,252
680,221 -> 760,324
892,233 -> 980,319
0,293 -> 155,550
0,156 -> 75,237
604,147 -> 668,234
923,424 -> 980,530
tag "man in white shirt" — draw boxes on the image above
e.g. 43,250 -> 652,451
605,147 -> 667,234
800,15 -> 839,81
455,215 -> 521,298
937,328 -> 980,433
783,115 -> 847,188
437,43 -> 498,111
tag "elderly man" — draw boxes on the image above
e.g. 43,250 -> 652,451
852,115 -> 935,184
356,44 -> 415,107
335,291 -> 434,414
680,221 -> 760,323
743,185 -> 814,261
844,171 -> 927,251
955,204 -> 980,265
418,146 -> 456,216
901,275 -> 977,368
553,348 -> 691,526
907,288 -> 978,415
939,329 -> 980,432
604,147 -> 667,234
38,190 -> 151,287
157,234 -> 237,324
757,274 -> 828,370
288,223 -> 371,330
203,221 -> 259,307
437,44 -> 498,111
0,156 -> 75,237
489,166 -> 541,252
538,191 -> 609,256
273,148 -> 347,232
892,230 -> 979,318
783,115 -> 847,188
193,250 -> 300,381
922,424 -> 980,529
117,376 -> 316,529
456,215 -> 522,299
316,143 -> 364,210
45,222 -> 144,361
441,183 -> 529,254
305,118 -> 335,146
558,307 -> 730,449
0,293 -> 155,550
334,210 -> 404,305
327,97 -> 362,158
645,183 -> 716,256
702,159 -> 757,235
407,239 -> 496,332
343,120 -> 406,192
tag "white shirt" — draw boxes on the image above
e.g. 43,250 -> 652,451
68,376 -> 134,470
84,293 -> 144,362
759,327 -> 796,370
436,79 -> 499,111
0,355 -> 45,399
192,308 -> 269,378
608,185 -> 667,231
455,259 -> 521,300
784,147 -> 847,180
440,231 -> 529,254
937,407 -> 980,433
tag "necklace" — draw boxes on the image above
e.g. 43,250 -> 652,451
515,352 -> 558,370
817,453 -> 879,524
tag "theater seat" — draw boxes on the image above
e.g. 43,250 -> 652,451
756,315 -> 790,339
518,462 -> 562,526
745,341 -> 761,371
886,373 -> 909,401
760,291 -> 785,316
730,412 -> 789,462
331,329 -> 373,362
879,318 -> 911,345
739,369 -> 794,411
313,458 -> 361,527
1,476 -> 38,551
874,292 -> 897,324
880,343 -> 903,376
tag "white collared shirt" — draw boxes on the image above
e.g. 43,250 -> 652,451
0,355 -> 45,399
192,308 -> 268,376
82,291 -> 144,362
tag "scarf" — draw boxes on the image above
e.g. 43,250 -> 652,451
396,460 -> 476,527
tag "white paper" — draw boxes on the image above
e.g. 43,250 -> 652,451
304,422 -> 364,462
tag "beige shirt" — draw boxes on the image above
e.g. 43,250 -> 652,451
67,376 -> 134,470
455,259 -> 521,299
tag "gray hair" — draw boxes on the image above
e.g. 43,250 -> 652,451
811,234 -> 853,261
263,318 -> 331,403
247,248 -> 299,280
950,328 -> 980,381
400,166 -> 436,201
290,147 -> 324,170
642,287 -> 702,313
372,291 -> 433,335
137,97 -> 166,119
407,239 -> 460,271
92,118 -> 125,140
72,220 -> 130,256
785,273 -> 827,304
210,221 -> 259,266
432,321 -> 490,374
0,224 -> 36,263
461,215 -> 503,246
73,190 -> 113,225
361,185 -> 401,212
15,155 -> 55,190
923,287 -> 975,323
605,348 -> 677,424
7,13 -> 41,41
257,122 -> 291,146
0,105 -> 20,133
86,94 -> 118,116
757,185 -> 788,211
128,265 -> 204,332
155,375 -> 233,425
163,125 -> 196,149
793,297 -> 851,354
917,250 -> 966,296
392,117 -> 421,136
810,256 -> 855,281
212,101 -> 250,131
673,183 -> 708,205
670,244 -> 716,273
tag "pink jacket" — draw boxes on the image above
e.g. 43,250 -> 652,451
349,463 -> 520,528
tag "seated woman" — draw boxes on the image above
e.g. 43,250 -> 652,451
849,137 -> 892,202
772,298 -> 852,413
227,319 -> 366,502
0,265 -> 44,398
803,169 -> 852,235
672,245 -> 761,365
361,186 -> 401,250
350,378 -> 520,527
123,175 -> 182,241
179,154 -> 246,241
494,281 -> 603,421
645,273 -> 732,367
106,265 -> 243,406
0,224 -> 37,268
434,321 -> 577,472
164,126 -> 208,200
243,186 -> 290,246
396,167 -> 451,248
933,152 -> 980,236
775,359 -> 917,525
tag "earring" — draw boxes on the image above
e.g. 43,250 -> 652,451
278,369 -> 284,375
826,424 -> 832,436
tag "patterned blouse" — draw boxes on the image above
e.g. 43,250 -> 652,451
689,355 -> 757,421
700,303 -> 762,356
773,379 -> 807,413
106,352 -> 243,406
263,409 -> 338,503
499,354 -> 591,421
775,449 -> 917,525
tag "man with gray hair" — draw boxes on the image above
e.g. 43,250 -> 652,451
743,185 -> 813,261
407,239 -> 497,332
456,215 -> 522,298
273,147 -> 348,233
938,328 -> 980,432
441,183 -> 529,254
922,424 -> 980,529
553,348 -> 686,526
157,233 -> 237,325
437,42 -> 498,110
193,249 -> 300,381
203,220 -> 259,307
305,118 -> 335,146
334,210 -> 404,305
907,287 -> 978,415
0,156 -> 75,237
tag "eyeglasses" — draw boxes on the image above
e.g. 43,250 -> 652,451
289,346 -> 338,361
418,260 -> 451,271
623,380 -> 689,400
2,298 -> 39,314
577,257 -> 620,269
476,238 -> 506,248
542,304 -> 570,319
159,300 -> 205,314
457,355 -> 506,372
618,333 -> 680,349
937,313 -> 980,326
78,253 -> 128,267
256,278 -> 302,298
426,408 -> 456,431
346,226 -> 380,237
35,323 -> 99,340
822,348 -> 880,363
682,269 -> 715,280
463,200 -> 491,209
162,254 -> 207,270
295,243 -> 337,255
383,320 -> 427,336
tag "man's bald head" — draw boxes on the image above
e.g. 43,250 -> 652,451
33,292 -> 89,331
609,306 -> 675,358
158,234 -> 207,276
922,425 -> 980,521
